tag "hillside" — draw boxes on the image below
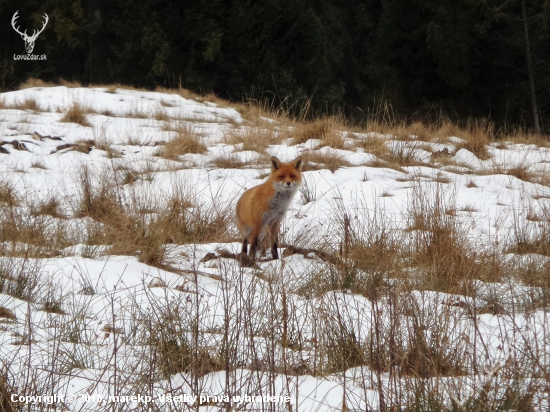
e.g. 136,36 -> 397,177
0,85 -> 549,411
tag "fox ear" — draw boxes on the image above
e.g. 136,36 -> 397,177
292,156 -> 303,171
271,156 -> 281,171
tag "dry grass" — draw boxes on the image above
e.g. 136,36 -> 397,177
455,119 -> 493,160
60,102 -> 91,126
135,296 -> 224,379
359,136 -> 426,170
9,98 -> 41,112
507,166 -> 534,182
509,235 -> 550,257
400,121 -> 430,140
155,86 -> 201,102
366,120 -> 431,141
224,126 -> 282,153
78,167 -> 235,267
385,143 -> 424,167
58,79 -> 82,88
293,117 -> 346,145
501,128 -> 550,147
0,307 -> 16,320
156,126 -> 207,160
509,205 -> 550,257
31,198 -> 64,218
434,121 -> 462,141
2,85 -> 550,409
432,173 -> 451,184
211,154 -> 247,169
318,131 -> 350,150
0,183 -> 18,206
406,182 -> 502,292
19,78 -> 56,89
19,77 -> 82,89
155,109 -> 169,121
0,186 -> 69,256
302,149 -> 351,172
357,136 -> 392,158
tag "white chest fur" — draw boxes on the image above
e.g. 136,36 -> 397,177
261,187 -> 297,226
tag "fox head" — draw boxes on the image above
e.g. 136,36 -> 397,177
270,156 -> 303,191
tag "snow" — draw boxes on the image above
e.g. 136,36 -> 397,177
1,86 -> 549,410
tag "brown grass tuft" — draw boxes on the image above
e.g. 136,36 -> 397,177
293,117 -> 345,145
402,121 -> 430,141
455,119 -> 493,160
211,154 -> 247,169
58,79 -> 82,88
407,182 -> 502,292
0,307 -> 16,320
32,198 -> 64,218
302,150 -> 351,172
19,78 -> 56,89
156,126 -> 206,160
507,166 -> 534,182
60,102 -> 91,126
225,126 -> 282,153
155,109 -> 169,121
78,167 -> 234,267
357,136 -> 391,158
10,98 -> 41,112
105,85 -> 118,94
434,121 -> 462,140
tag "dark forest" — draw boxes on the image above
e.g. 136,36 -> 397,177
1,0 -> 548,132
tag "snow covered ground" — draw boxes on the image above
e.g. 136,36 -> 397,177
0,86 -> 549,410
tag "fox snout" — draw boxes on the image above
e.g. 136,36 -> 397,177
279,181 -> 298,188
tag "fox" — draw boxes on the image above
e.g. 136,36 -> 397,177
236,156 -> 303,260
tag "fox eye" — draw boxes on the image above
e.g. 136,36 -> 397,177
289,174 -> 296,179
279,175 -> 285,179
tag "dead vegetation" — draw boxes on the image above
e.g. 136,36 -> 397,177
77,167 -> 235,267
302,149 -> 351,172
8,98 -> 42,112
2,83 -> 550,410
156,125 -> 207,160
405,182 -> 503,292
224,126 -> 282,153
211,154 -> 248,169
293,117 -> 346,145
60,102 -> 91,126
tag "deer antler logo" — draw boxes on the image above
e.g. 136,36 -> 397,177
11,11 -> 49,54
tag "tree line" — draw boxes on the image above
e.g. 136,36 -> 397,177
1,0 -> 548,132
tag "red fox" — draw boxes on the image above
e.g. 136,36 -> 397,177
236,156 -> 303,259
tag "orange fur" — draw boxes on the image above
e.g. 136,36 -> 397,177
236,156 -> 303,259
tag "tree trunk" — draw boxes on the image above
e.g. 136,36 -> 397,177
521,0 -> 541,134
